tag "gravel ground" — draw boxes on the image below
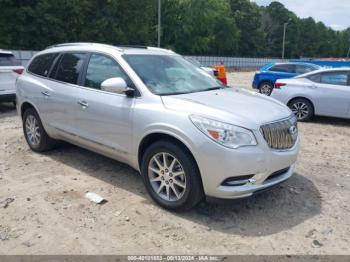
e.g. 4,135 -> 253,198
0,72 -> 349,255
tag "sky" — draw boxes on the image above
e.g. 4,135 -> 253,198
252,0 -> 350,31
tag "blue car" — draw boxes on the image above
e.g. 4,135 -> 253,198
253,62 -> 321,95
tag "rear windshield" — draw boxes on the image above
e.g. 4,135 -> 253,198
0,53 -> 21,66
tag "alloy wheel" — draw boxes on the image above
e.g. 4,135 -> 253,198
148,152 -> 186,201
25,115 -> 41,146
260,84 -> 272,96
291,102 -> 309,120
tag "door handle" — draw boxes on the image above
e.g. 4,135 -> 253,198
77,100 -> 89,108
41,91 -> 50,97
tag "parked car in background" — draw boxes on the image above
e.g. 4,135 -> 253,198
185,57 -> 218,78
253,62 -> 321,95
16,43 -> 299,211
271,68 -> 350,121
0,50 -> 24,103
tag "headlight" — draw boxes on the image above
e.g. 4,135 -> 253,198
190,115 -> 257,149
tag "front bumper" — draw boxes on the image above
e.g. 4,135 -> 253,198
215,165 -> 294,199
194,130 -> 299,199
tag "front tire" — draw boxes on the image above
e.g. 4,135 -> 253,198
141,140 -> 204,211
288,98 -> 314,121
259,82 -> 273,96
23,108 -> 57,152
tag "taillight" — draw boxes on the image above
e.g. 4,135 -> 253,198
274,82 -> 286,89
13,69 -> 24,75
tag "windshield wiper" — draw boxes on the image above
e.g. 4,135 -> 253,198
159,90 -> 197,96
158,86 -> 225,96
198,86 -> 224,92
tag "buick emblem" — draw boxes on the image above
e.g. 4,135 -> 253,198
289,125 -> 298,140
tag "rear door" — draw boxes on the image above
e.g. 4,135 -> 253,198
73,53 -> 136,159
268,64 -> 296,82
0,53 -> 23,95
39,52 -> 88,135
310,71 -> 350,117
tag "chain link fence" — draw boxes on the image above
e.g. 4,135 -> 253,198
10,50 -> 350,70
186,56 -> 286,70
10,50 -> 38,66
9,50 -> 285,70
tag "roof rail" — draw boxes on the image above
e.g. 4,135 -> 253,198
45,43 -> 174,53
147,46 -> 175,53
45,42 -> 92,49
116,45 -> 148,49
115,45 -> 174,53
45,42 -> 123,51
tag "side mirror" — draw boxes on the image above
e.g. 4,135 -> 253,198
100,77 -> 135,96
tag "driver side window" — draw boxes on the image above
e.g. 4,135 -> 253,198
84,54 -> 132,90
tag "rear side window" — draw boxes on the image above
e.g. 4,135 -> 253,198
296,65 -> 315,74
28,53 -> 58,77
53,53 -> 86,85
269,64 -> 296,73
320,72 -> 348,86
308,73 -> 321,83
0,53 -> 21,66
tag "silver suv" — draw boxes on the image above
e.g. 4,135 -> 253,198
16,43 -> 299,210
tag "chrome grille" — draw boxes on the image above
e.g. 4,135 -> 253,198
260,116 -> 298,150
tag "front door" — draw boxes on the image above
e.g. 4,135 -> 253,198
73,53 -> 136,159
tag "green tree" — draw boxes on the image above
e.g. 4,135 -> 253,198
0,0 -> 349,58
162,0 -> 239,55
228,0 -> 265,57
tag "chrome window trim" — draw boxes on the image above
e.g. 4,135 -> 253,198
26,49 -> 143,98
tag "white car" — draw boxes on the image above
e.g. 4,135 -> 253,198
0,50 -> 24,103
271,68 -> 350,121
185,57 -> 218,77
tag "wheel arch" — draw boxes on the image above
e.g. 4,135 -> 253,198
287,96 -> 315,112
20,101 -> 52,135
258,79 -> 274,88
20,101 -> 37,119
137,131 -> 205,197
138,132 -> 197,170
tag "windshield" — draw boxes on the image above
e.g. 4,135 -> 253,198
123,54 -> 223,95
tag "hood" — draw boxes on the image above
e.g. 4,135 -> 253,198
161,88 -> 292,130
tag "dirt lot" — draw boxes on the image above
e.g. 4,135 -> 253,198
0,72 -> 349,255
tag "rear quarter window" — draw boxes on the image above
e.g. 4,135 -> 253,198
28,53 -> 58,77
0,53 -> 21,66
307,73 -> 321,83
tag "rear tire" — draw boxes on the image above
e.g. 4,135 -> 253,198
141,140 -> 204,211
259,82 -> 273,96
23,108 -> 57,152
288,98 -> 314,121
